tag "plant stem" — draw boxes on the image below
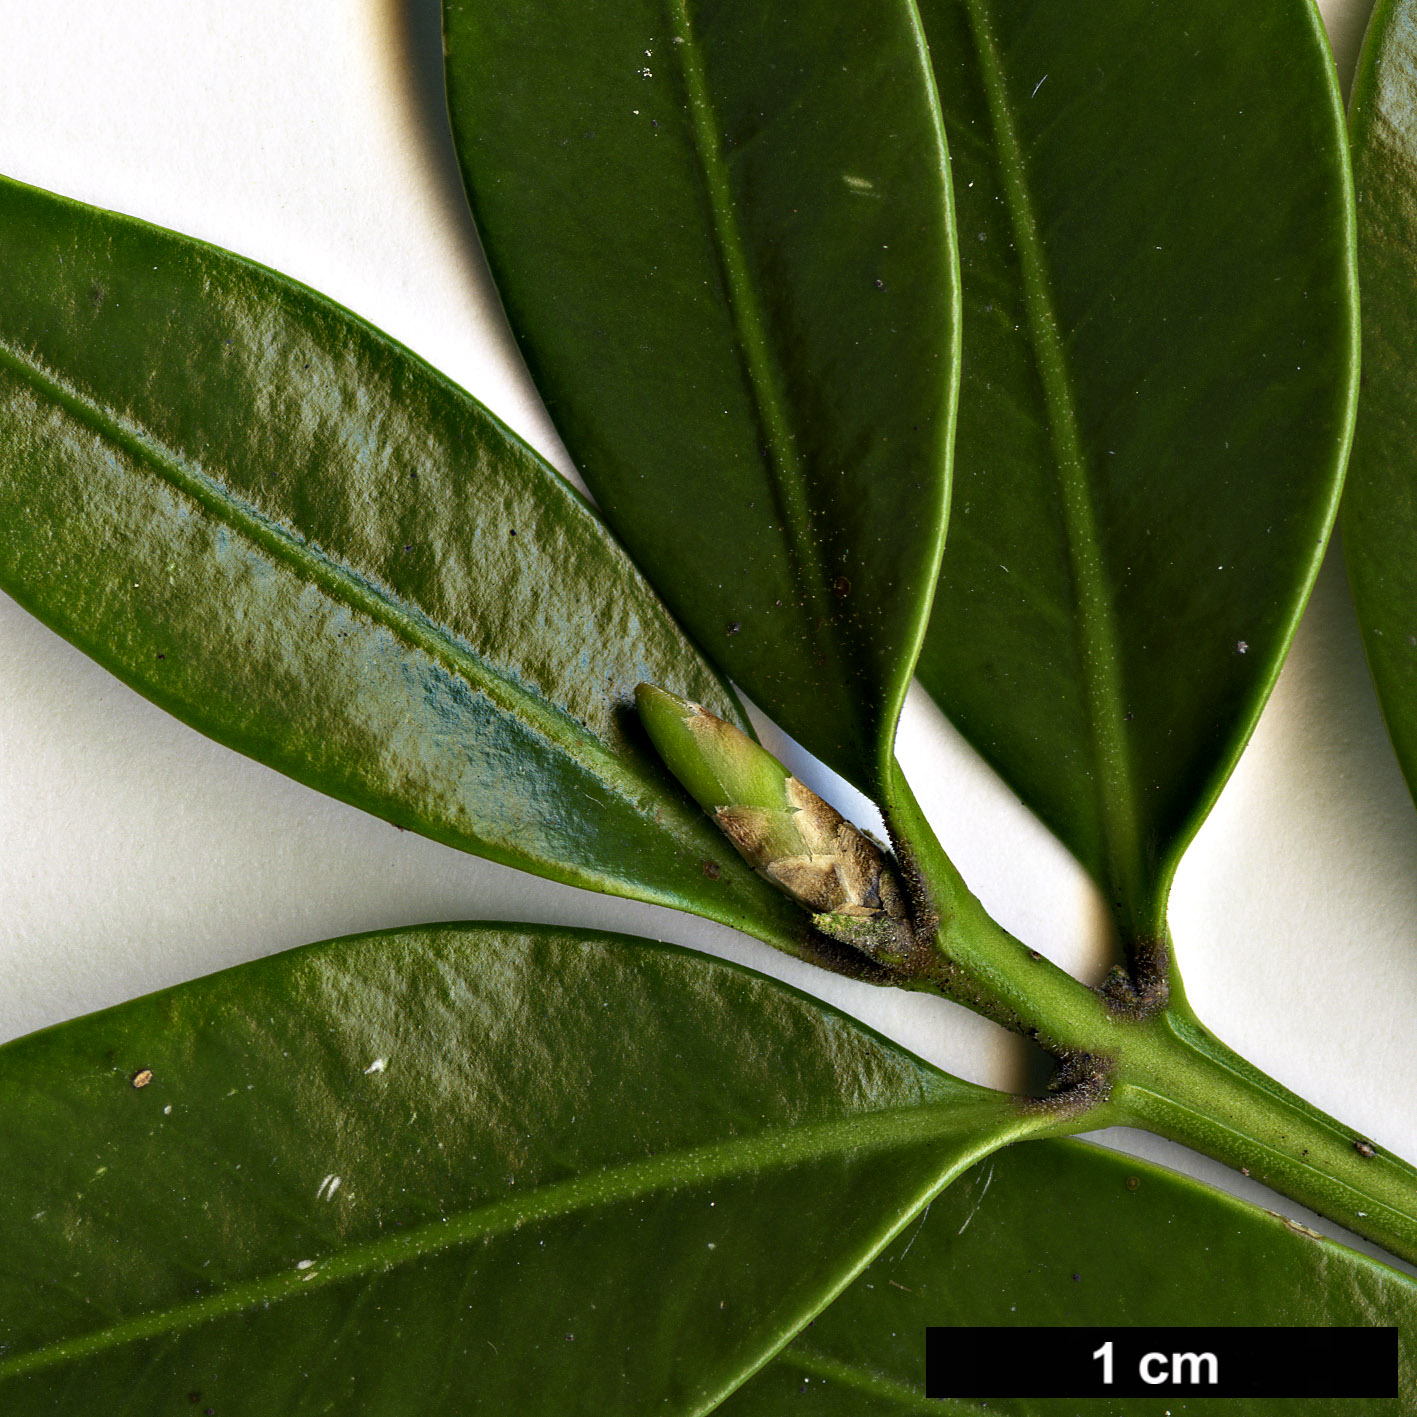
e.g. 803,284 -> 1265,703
1107,1000 -> 1417,1266
882,759 -> 1116,1054
885,756 -> 1417,1264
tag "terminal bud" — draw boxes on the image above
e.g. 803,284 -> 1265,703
636,684 -> 916,961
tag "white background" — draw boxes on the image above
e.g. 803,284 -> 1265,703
0,0 -> 1410,1268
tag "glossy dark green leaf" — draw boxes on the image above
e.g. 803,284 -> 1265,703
0,173 -> 838,964
723,1139 -> 1417,1415
1346,0 -> 1417,804
442,0 -> 959,795
0,922 -> 1050,1413
914,0 -> 1356,942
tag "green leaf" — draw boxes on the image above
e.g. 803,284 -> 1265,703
914,0 -> 1357,942
0,173 -> 836,964
722,1140 -> 1417,1414
1346,0 -> 1417,804
442,0 -> 959,795
0,922 -> 1048,1413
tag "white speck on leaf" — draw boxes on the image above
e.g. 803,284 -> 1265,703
364,1058 -> 386,1075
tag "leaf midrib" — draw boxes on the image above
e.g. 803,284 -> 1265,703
959,1 -> 1145,929
0,1095 -> 1004,1381
0,336 -> 657,816
662,0 -> 830,620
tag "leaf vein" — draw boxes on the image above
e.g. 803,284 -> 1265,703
775,1343 -> 966,1413
0,1098 -> 1006,1382
0,335 -> 653,814
661,1 -> 828,611
959,1 -> 1145,927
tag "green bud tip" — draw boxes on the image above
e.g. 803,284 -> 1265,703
634,684 -> 790,814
